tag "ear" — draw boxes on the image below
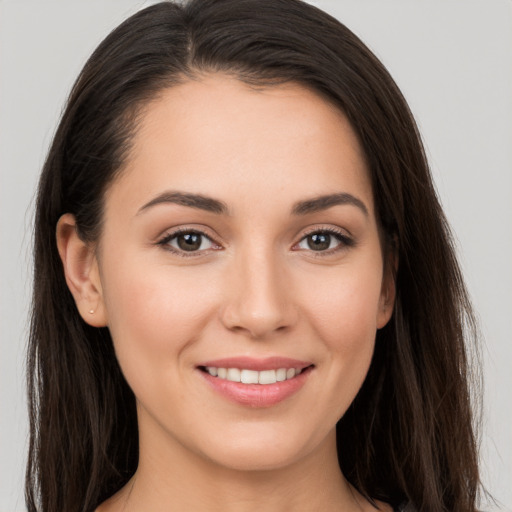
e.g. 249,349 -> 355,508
377,246 -> 398,329
56,213 -> 107,327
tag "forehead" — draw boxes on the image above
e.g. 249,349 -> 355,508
106,74 -> 374,217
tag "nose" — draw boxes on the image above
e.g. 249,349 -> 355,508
219,246 -> 298,339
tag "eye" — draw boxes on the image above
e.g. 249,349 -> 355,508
296,229 -> 353,253
158,229 -> 219,255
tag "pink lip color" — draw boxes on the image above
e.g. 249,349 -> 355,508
197,358 -> 314,408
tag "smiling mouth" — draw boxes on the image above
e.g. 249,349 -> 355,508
198,366 -> 313,385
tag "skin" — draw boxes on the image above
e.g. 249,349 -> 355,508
57,75 -> 395,512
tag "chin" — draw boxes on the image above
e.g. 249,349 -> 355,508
204,447 -> 302,472
193,424 -> 322,472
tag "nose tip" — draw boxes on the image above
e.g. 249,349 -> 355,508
222,306 -> 291,339
219,254 -> 297,339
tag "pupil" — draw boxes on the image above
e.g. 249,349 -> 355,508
308,233 -> 330,251
178,233 -> 201,251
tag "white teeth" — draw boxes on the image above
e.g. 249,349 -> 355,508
240,369 -> 259,384
258,370 -> 277,384
205,366 -> 305,384
226,368 -> 241,382
276,368 -> 287,382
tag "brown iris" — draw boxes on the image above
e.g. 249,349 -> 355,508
177,232 -> 203,251
307,233 -> 332,251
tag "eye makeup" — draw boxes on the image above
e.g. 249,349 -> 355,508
156,224 -> 356,259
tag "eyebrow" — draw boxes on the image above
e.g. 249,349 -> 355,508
292,193 -> 368,217
137,190 -> 368,217
138,191 -> 229,215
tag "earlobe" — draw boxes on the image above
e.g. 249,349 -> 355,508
377,247 -> 398,329
377,283 -> 395,329
56,214 -> 107,327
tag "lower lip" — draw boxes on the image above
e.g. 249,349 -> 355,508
199,367 -> 313,408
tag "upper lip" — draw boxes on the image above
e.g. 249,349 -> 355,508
197,356 -> 313,372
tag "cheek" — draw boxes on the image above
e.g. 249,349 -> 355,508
302,261 -> 383,347
297,258 -> 383,410
100,256 -> 219,391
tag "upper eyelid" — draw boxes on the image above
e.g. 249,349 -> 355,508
295,227 -> 354,248
156,225 -> 354,251
158,225 -> 349,239
158,226 -> 218,242
296,225 -> 354,246
157,229 -> 221,258
299,225 -> 351,238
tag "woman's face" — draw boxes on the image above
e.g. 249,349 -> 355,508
91,75 -> 394,472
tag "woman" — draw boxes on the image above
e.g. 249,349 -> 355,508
26,0 -> 482,511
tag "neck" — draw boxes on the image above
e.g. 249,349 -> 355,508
98,413 -> 382,512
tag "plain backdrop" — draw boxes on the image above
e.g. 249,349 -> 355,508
1,1 -> 511,511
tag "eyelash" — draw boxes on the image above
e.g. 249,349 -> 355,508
156,228 -> 221,258
156,226 -> 355,258
297,227 -> 355,256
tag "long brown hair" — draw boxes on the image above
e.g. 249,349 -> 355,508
27,1 -> 482,510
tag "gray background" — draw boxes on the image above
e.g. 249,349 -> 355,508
1,1 -> 511,510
